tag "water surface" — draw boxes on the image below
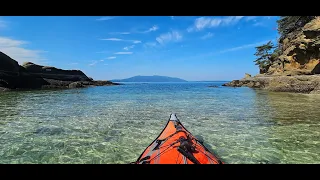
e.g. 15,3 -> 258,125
0,82 -> 319,164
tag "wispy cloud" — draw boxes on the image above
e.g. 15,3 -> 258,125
100,38 -> 141,44
201,32 -> 214,40
156,30 -> 182,45
173,40 -> 273,62
219,40 -> 270,54
69,62 -> 79,65
187,16 -> 245,32
89,61 -> 98,66
114,52 -> 133,55
123,45 -> 135,50
101,38 -> 123,41
108,25 -> 159,36
133,40 -> 141,44
142,25 -> 159,33
107,56 -> 116,59
0,36 -> 47,65
96,16 -> 116,21
245,16 -> 257,21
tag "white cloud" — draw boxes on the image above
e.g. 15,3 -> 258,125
143,25 -> 159,33
96,16 -> 116,21
101,38 -> 141,44
187,16 -> 245,32
107,56 -> 116,59
89,61 -> 98,66
156,30 -> 182,45
123,45 -> 135,50
108,25 -> 158,35
201,32 -> 214,40
100,59 -> 104,62
149,25 -> 159,32
0,37 -> 26,47
133,40 -> 142,44
101,38 -> 123,41
245,16 -> 257,21
0,36 -> 46,65
219,40 -> 270,54
114,52 -> 133,55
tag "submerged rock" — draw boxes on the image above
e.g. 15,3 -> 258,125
35,126 -> 65,135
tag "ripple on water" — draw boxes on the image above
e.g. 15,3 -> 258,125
0,83 -> 320,164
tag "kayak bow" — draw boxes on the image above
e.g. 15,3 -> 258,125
134,114 -> 224,164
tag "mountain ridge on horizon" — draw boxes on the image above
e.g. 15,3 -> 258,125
111,75 -> 188,82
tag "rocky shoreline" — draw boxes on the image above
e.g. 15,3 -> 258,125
223,17 -> 320,94
0,51 -> 120,92
222,74 -> 320,94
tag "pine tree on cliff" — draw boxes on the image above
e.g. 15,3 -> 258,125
254,41 -> 275,74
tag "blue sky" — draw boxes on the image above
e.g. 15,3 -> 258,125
0,16 -> 279,81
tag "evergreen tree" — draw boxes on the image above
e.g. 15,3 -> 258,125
254,41 -> 275,73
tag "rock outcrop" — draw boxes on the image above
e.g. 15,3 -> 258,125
267,17 -> 320,76
22,62 -> 91,81
0,51 -> 120,91
224,17 -> 320,94
223,75 -> 320,94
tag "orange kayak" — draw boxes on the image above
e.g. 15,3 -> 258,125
134,114 -> 224,164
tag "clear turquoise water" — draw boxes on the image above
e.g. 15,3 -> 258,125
0,82 -> 319,164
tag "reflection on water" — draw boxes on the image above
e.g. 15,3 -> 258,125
0,82 -> 319,164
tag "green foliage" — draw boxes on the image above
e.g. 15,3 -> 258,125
270,48 -> 281,62
253,16 -> 317,73
254,41 -> 276,73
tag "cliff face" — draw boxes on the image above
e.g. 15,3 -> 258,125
0,52 -> 47,89
0,52 -> 20,73
0,51 -> 119,91
268,17 -> 320,76
22,62 -> 91,81
223,17 -> 320,94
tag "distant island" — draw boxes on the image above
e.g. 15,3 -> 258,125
111,75 -> 188,82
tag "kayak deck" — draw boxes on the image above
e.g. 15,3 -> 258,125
134,114 -> 224,164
